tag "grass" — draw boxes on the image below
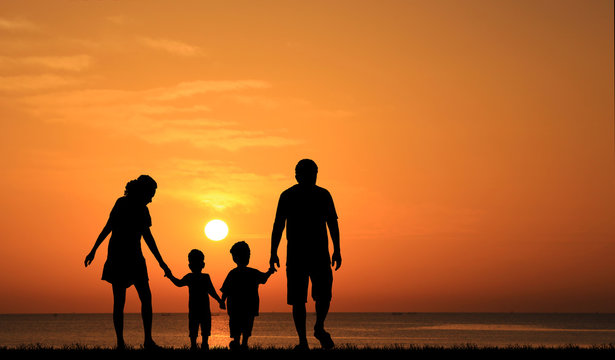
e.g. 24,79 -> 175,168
1,344 -> 614,359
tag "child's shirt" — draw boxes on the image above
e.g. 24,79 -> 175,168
220,267 -> 269,316
181,273 -> 217,315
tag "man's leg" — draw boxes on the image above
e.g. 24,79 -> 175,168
287,265 -> 310,349
292,303 -> 308,347
312,265 -> 334,349
315,300 -> 330,332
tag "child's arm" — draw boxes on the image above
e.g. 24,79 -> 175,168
206,276 -> 225,309
167,273 -> 187,287
209,287 -> 223,303
219,292 -> 227,310
260,267 -> 276,284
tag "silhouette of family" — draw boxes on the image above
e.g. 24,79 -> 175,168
84,159 -> 341,351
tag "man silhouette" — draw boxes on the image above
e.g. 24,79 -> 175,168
270,159 -> 341,350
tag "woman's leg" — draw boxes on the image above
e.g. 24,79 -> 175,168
111,283 -> 127,348
134,281 -> 155,346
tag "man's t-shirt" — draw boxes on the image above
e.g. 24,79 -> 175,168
181,273 -> 216,316
274,184 -> 338,267
220,267 -> 268,316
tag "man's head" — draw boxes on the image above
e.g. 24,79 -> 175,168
295,159 -> 318,185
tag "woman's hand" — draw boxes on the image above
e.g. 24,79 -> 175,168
160,262 -> 171,277
84,251 -> 95,267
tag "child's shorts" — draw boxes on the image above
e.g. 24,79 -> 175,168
189,312 -> 212,338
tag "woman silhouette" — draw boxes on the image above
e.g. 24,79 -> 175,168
85,175 -> 170,349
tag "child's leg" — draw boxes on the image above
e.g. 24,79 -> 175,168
188,315 -> 198,350
228,313 -> 241,349
201,335 -> 209,350
241,315 -> 255,347
201,316 -> 211,350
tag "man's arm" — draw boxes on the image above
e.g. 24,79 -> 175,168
270,195 -> 286,269
327,218 -> 341,270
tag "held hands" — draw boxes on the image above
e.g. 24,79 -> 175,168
269,253 -> 280,270
160,262 -> 172,278
331,251 -> 342,271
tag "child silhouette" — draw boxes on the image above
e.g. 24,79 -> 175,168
221,241 -> 275,350
166,249 -> 224,350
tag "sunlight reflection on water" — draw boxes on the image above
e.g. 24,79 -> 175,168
1,313 -> 614,349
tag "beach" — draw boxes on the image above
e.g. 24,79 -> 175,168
2,313 -> 615,360
1,344 -> 614,360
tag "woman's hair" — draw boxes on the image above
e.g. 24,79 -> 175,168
124,175 -> 157,197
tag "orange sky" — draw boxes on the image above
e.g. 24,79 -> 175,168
0,0 -> 613,313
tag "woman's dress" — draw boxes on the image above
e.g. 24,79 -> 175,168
101,196 -> 151,288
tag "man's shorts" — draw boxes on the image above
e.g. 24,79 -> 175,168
286,263 -> 333,305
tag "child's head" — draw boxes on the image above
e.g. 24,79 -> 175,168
188,249 -> 205,273
230,241 -> 250,267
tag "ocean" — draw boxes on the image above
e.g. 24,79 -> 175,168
1,313 -> 614,349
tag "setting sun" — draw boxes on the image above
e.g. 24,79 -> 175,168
204,220 -> 229,241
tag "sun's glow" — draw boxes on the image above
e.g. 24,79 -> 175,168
204,219 -> 229,241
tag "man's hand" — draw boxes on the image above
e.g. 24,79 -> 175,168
331,251 -> 342,271
269,253 -> 280,270
267,266 -> 277,275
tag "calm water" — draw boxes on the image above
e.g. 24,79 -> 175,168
1,313 -> 614,349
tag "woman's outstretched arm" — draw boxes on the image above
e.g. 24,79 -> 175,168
142,228 -> 170,275
84,218 -> 112,267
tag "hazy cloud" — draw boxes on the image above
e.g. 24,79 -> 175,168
152,80 -> 271,101
0,18 -> 38,31
0,74 -> 80,92
160,159 -> 286,211
0,55 -> 91,71
143,127 -> 301,151
138,36 -> 203,57
19,80 -> 301,151
230,95 -> 280,110
106,15 -> 128,25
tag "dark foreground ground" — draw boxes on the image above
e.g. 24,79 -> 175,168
1,345 -> 614,360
